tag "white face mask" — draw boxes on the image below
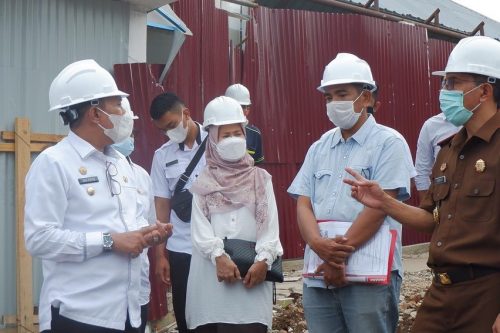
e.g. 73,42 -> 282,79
97,108 -> 134,143
166,112 -> 188,143
216,137 -> 247,162
326,92 -> 364,129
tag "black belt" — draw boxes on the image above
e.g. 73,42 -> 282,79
432,266 -> 500,285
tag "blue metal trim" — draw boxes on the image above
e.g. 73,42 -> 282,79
147,22 -> 176,31
154,8 -> 186,33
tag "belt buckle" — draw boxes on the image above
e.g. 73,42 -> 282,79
438,272 -> 452,285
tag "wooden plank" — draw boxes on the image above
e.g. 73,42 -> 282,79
0,143 -> 53,153
14,118 -> 35,333
1,131 -> 65,143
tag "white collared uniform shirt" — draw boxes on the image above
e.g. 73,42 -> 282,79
132,162 -> 156,306
415,113 -> 460,191
25,131 -> 142,331
288,116 -> 412,288
150,124 -> 207,254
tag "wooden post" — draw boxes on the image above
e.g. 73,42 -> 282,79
14,118 -> 34,333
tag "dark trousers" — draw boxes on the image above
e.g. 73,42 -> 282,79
194,323 -> 267,333
169,250 -> 194,333
42,305 -> 147,333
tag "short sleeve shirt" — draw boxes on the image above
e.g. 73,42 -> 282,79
150,123 -> 207,254
288,116 -> 412,279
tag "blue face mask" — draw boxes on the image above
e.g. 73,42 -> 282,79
112,136 -> 134,157
439,85 -> 482,126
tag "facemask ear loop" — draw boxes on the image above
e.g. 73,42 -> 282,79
463,84 -> 483,112
353,90 -> 366,114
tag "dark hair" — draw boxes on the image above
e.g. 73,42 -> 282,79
61,101 -> 92,129
149,92 -> 185,120
472,74 -> 500,108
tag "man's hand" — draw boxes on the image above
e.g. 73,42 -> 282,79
311,236 -> 355,269
343,167 -> 388,209
316,262 -> 347,287
215,255 -> 241,283
143,222 -> 173,247
243,260 -> 268,288
111,228 -> 154,257
492,313 -> 500,333
155,252 -> 171,287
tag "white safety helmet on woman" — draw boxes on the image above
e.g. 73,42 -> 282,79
49,59 -> 128,112
318,53 -> 377,92
203,96 -> 248,130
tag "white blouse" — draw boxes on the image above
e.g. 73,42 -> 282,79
186,179 -> 283,329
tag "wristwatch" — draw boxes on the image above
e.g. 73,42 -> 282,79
103,232 -> 114,251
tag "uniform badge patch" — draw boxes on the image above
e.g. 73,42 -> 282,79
475,159 -> 486,173
78,176 -> 99,185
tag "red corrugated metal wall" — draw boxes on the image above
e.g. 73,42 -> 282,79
241,8 -> 455,255
113,5 -> 457,319
113,0 -> 230,320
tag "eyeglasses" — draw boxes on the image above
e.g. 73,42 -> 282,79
441,77 -> 479,90
105,161 -> 121,197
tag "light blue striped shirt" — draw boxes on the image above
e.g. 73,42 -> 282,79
288,116 -> 412,283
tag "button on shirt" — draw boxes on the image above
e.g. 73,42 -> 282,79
288,116 -> 412,286
420,111 -> 499,269
415,113 -> 460,191
25,131 -> 142,331
150,124 -> 207,254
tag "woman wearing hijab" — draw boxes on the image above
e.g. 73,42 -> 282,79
185,96 -> 283,333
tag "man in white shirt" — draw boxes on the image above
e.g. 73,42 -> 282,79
25,60 -> 170,333
415,113 -> 459,201
150,92 -> 207,333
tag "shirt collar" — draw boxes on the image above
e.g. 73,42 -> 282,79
330,115 -> 376,148
67,131 -> 120,160
178,122 -> 203,151
451,111 -> 500,146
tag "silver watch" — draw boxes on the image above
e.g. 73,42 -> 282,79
103,232 -> 114,251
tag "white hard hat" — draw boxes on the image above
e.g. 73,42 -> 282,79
121,97 -> 139,119
318,53 -> 377,93
432,36 -> 500,80
203,96 -> 248,130
224,84 -> 251,105
49,59 -> 128,112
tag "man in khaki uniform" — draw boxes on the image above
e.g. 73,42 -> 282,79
344,36 -> 500,333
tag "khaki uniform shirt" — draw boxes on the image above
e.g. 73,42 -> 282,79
420,111 -> 499,269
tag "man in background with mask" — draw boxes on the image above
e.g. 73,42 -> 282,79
344,36 -> 500,333
25,60 -> 170,333
112,98 -> 156,333
225,83 -> 265,164
150,92 -> 207,333
287,53 -> 412,333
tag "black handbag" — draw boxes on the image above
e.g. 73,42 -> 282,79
170,137 -> 207,223
223,238 -> 284,283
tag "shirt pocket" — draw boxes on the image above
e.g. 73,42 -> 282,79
432,183 -> 451,202
350,165 -> 372,180
460,177 -> 495,223
312,169 -> 333,204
